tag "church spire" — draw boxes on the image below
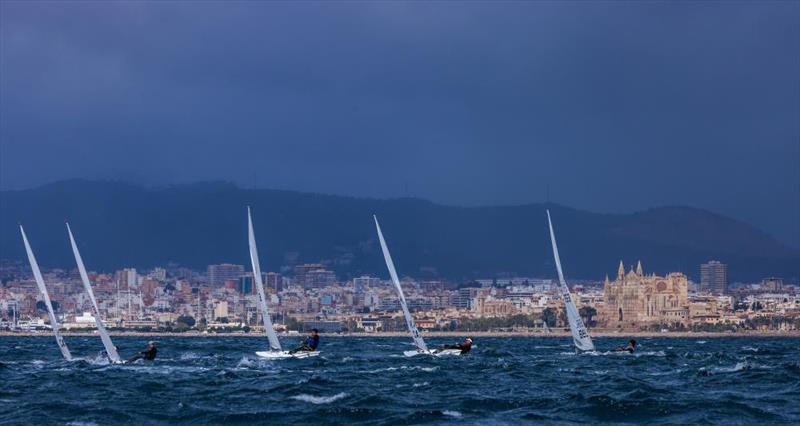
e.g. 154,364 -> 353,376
617,260 -> 625,280
636,260 -> 643,275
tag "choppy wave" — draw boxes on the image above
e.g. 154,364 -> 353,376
0,336 -> 798,424
290,392 -> 348,404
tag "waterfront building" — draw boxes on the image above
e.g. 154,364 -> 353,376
601,261 -> 689,329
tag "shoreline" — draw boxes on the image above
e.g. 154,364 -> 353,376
1,330 -> 798,338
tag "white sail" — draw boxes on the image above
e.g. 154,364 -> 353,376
248,207 -> 282,351
20,226 -> 73,361
373,216 -> 428,352
546,210 -> 595,352
66,223 -> 121,363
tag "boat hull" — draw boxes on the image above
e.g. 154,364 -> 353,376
255,350 -> 321,359
403,349 -> 462,357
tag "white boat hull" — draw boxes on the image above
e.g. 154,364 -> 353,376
255,350 -> 321,359
403,349 -> 462,357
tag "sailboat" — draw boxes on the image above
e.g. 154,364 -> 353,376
66,223 -> 123,363
20,225 -> 73,361
373,216 -> 460,357
249,208 -> 319,359
546,210 -> 595,352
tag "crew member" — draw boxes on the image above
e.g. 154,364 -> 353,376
127,341 -> 158,363
289,329 -> 319,354
613,339 -> 636,353
438,337 -> 473,354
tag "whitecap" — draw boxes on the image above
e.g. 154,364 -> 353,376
443,410 -> 463,418
291,392 -> 348,404
236,356 -> 255,368
180,352 -> 201,360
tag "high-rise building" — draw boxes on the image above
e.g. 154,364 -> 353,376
115,268 -> 138,289
208,264 -> 245,287
237,275 -> 254,294
293,264 -> 336,289
353,276 -> 381,293
761,277 -> 784,292
293,263 -> 325,287
149,267 -> 166,281
305,269 -> 336,289
700,260 -> 727,294
265,272 -> 282,293
451,287 -> 480,309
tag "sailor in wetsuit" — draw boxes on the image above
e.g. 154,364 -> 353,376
438,337 -> 473,354
613,339 -> 636,353
127,341 -> 158,363
289,329 -> 319,354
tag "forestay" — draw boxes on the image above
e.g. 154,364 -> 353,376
373,216 -> 428,353
248,207 -> 282,351
20,225 -> 73,361
67,223 -> 122,363
546,211 -> 596,352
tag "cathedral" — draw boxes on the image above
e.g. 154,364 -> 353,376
601,261 -> 689,329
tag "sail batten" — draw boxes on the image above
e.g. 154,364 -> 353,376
20,226 -> 73,361
248,207 -> 282,351
546,211 -> 595,352
67,224 -> 121,363
374,216 -> 428,352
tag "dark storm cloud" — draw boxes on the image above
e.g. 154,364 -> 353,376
1,1 -> 798,246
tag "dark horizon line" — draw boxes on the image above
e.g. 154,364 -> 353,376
0,177 -> 733,217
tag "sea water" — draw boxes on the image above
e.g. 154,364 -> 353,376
0,336 -> 798,424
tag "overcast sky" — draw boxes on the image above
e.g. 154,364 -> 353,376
1,1 -> 798,247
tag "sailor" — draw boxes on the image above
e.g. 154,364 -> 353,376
289,329 -> 319,354
127,341 -> 158,363
613,339 -> 636,353
438,337 -> 473,354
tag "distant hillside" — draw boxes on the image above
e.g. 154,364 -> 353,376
0,180 -> 797,282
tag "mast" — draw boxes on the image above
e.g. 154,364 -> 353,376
546,210 -> 595,352
248,207 -> 282,351
373,216 -> 428,352
66,223 -> 122,363
20,225 -> 73,361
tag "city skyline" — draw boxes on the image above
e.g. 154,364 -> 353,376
2,256 -> 797,334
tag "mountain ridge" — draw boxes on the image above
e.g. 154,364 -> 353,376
0,180 -> 797,282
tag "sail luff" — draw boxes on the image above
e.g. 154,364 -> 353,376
373,216 -> 428,352
248,207 -> 282,351
66,223 -> 121,363
20,226 -> 73,361
546,210 -> 595,352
